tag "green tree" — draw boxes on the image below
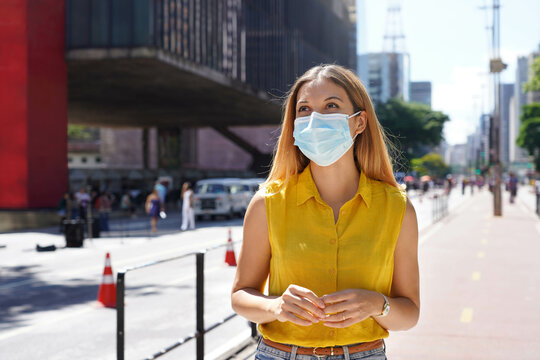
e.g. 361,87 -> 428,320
411,153 -> 450,179
376,98 -> 449,166
517,103 -> 540,170
523,57 -> 540,92
67,125 -> 98,141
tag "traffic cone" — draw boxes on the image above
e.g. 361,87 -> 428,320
97,252 -> 117,308
225,228 -> 237,266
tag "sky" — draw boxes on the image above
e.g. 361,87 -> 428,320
357,0 -> 540,145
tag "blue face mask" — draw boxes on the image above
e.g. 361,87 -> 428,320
293,111 -> 361,167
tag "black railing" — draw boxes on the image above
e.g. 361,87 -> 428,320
432,193 -> 449,223
66,0 -> 353,95
116,241 -> 257,360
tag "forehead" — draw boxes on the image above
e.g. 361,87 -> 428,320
297,78 -> 349,102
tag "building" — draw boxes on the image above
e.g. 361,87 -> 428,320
509,48 -> 540,171
410,81 -> 432,108
65,0 -> 358,195
499,83 -> 514,167
357,52 -> 410,105
445,143 -> 467,174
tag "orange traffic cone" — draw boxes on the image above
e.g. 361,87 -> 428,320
225,228 -> 237,266
97,252 -> 117,308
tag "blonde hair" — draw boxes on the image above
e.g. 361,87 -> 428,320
264,64 -> 399,189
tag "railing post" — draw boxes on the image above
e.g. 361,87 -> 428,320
250,322 -> 258,339
196,252 -> 205,360
117,271 -> 126,360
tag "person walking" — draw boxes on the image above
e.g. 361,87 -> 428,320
180,182 -> 195,231
145,189 -> 162,233
95,191 -> 112,232
231,64 -> 419,359
508,172 -> 518,204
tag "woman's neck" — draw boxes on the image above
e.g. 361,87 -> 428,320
310,152 -> 360,207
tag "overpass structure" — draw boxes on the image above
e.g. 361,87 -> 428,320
0,0 -> 354,209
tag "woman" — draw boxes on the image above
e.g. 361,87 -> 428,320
145,189 -> 162,233
180,182 -> 195,231
231,64 -> 419,359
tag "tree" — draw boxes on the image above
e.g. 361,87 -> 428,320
67,125 -> 98,141
376,98 -> 449,166
523,57 -> 540,93
517,103 -> 540,170
411,153 -> 450,179
518,57 -> 540,171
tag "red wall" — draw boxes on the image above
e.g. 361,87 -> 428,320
0,0 -> 67,209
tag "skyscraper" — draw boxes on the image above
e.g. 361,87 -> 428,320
358,52 -> 410,105
410,81 -> 432,107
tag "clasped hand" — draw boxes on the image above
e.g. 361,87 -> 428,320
272,284 -> 381,328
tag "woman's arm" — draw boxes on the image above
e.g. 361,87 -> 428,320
231,193 -> 326,325
322,198 -> 420,330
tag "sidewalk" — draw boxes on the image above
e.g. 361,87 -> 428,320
386,189 -> 540,359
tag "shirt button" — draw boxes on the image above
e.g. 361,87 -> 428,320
329,268 -> 335,275
329,238 -> 336,245
329,330 -> 335,336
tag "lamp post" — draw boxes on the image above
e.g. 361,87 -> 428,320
489,0 -> 506,216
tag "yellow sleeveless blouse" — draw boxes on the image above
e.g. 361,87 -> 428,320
259,164 -> 407,347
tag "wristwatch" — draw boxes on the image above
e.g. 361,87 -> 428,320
375,294 -> 390,317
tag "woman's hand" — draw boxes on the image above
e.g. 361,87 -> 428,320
320,289 -> 383,328
271,285 -> 327,326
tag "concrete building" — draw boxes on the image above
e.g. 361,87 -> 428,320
445,144 -> 467,174
499,83 -> 514,167
410,81 -> 432,108
357,52 -> 410,105
509,48 -> 540,170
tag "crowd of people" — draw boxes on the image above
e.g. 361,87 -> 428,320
57,180 -> 196,234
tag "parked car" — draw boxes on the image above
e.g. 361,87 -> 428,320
193,178 -> 252,220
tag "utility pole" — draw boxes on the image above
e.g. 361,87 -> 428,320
488,0 -> 507,216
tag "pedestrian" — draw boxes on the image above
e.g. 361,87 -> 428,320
231,64 -> 419,359
95,191 -> 112,232
120,191 -> 135,218
508,172 -> 518,204
57,192 -> 72,233
145,189 -> 162,233
180,182 -> 195,231
75,187 -> 91,220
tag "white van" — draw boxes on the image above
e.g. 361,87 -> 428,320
193,178 -> 252,220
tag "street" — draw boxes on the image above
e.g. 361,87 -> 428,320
0,186 -> 538,359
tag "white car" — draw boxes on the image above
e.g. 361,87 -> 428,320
193,178 -> 252,220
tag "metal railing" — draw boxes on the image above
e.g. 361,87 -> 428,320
432,193 -> 449,223
116,241 -> 257,360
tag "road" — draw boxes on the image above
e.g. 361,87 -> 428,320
0,188 -> 471,359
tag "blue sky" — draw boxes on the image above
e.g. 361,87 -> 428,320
357,0 -> 540,145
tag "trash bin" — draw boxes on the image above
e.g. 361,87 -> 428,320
64,219 -> 84,247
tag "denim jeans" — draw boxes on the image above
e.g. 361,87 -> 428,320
255,338 -> 387,360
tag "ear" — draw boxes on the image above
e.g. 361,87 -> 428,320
352,111 -> 368,136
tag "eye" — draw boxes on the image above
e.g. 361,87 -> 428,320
297,105 -> 310,113
326,102 -> 339,109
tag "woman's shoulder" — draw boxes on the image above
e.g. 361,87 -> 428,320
368,177 -> 407,203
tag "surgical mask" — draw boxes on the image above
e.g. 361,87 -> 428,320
293,111 -> 361,167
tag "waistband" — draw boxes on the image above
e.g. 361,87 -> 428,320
261,338 -> 384,356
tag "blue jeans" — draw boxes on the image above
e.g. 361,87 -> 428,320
255,339 -> 387,360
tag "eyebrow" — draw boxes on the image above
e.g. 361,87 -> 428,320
296,96 -> 344,106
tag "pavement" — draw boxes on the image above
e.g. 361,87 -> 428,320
386,186 -> 540,359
